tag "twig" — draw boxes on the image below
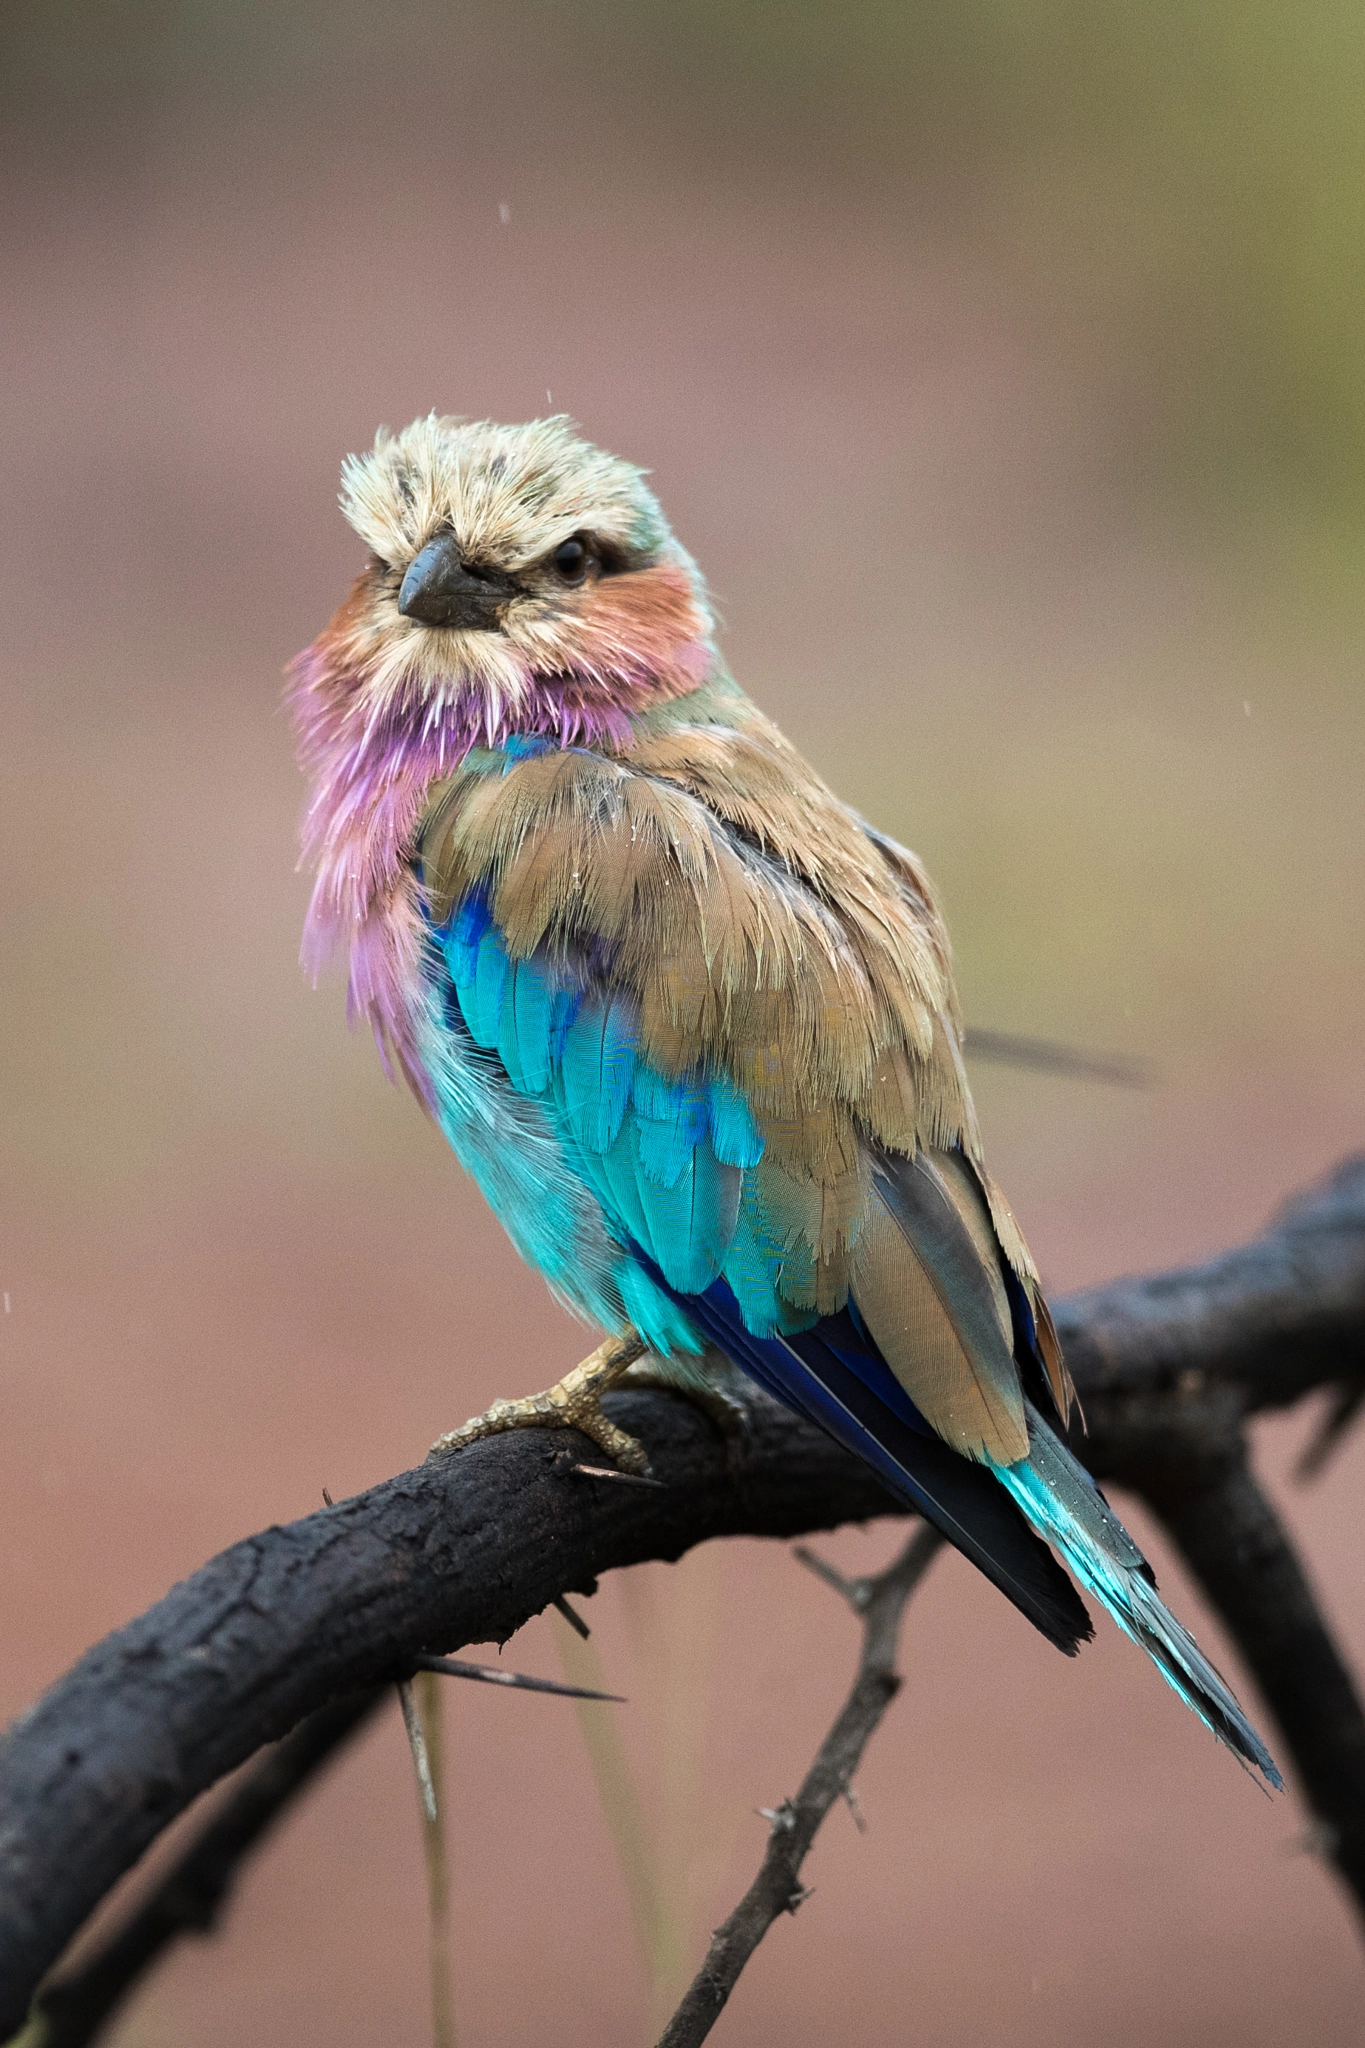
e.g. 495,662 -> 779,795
961,1026 -> 1153,1088
14,1690 -> 383,2048
553,1613 -> 686,2011
654,1525 -> 944,2048
398,1679 -> 438,1825
413,1672 -> 455,2048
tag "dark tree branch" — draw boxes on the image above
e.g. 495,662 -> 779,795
0,1156 -> 1362,2036
654,1527 -> 944,2048
0,1389 -> 907,2035
1144,1441 -> 1365,1923
16,1689 -> 385,2048
1053,1155 -> 1365,1433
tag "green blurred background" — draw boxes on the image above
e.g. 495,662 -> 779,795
1,4 -> 1363,2043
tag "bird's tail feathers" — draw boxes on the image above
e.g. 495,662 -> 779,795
995,1406 -> 1283,1789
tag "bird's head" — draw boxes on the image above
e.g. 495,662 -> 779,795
295,414 -> 715,760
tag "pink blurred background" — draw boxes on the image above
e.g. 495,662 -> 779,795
1,6 -> 1363,2041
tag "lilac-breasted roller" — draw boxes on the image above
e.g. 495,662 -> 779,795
292,414 -> 1278,1784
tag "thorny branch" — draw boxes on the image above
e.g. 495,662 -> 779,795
0,1156 -> 1363,2039
654,1527 -> 945,2048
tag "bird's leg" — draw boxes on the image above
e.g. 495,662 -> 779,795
428,1331 -> 651,1474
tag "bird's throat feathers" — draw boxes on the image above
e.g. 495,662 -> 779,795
289,557 -> 715,1089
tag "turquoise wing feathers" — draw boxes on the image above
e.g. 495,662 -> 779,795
431,882 -> 768,1349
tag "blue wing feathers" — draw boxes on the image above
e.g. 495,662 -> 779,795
707,1073 -> 764,1168
562,996 -> 638,1153
634,1069 -> 709,1187
722,1193 -> 817,1338
637,1115 -> 698,1189
495,957 -> 529,1090
591,1118 -> 657,1261
547,986 -> 580,1065
506,957 -> 554,1093
631,1063 -> 691,1124
437,888 -> 759,1302
467,929 -> 507,1048
720,1197 -> 788,1336
636,1146 -> 741,1293
442,893 -> 490,990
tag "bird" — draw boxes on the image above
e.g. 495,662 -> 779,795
292,412 -> 1279,1786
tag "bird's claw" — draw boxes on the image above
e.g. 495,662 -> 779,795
429,1331 -> 651,1474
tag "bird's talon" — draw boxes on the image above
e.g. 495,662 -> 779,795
576,1410 -> 652,1475
427,1331 -> 650,1471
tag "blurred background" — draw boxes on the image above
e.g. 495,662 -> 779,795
2,3 -> 1364,2041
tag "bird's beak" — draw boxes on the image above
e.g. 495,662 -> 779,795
397,532 -> 516,630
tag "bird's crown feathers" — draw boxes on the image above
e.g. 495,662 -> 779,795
340,413 -> 671,574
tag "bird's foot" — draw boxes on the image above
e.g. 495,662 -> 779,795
428,1331 -> 651,1474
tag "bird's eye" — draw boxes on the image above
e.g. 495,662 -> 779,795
552,536 -> 590,584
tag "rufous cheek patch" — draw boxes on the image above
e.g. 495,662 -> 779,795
571,565 -> 712,692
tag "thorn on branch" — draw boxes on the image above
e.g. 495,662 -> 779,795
1296,1383 -> 1365,1481
755,1803 -> 795,1834
412,1653 -> 624,1703
552,1594 -> 592,1639
571,1462 -> 668,1489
